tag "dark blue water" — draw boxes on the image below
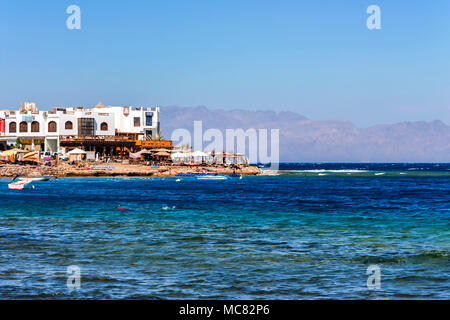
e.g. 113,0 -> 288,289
278,163 -> 450,172
0,165 -> 449,299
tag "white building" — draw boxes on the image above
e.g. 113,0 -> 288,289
0,102 -> 160,153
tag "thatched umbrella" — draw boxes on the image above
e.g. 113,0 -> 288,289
154,151 -> 170,157
151,148 -> 172,152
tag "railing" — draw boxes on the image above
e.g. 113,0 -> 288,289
60,135 -> 131,141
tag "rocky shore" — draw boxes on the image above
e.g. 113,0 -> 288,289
0,163 -> 261,178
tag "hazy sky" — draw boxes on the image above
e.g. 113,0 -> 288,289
0,0 -> 449,127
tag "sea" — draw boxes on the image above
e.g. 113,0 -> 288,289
0,163 -> 449,299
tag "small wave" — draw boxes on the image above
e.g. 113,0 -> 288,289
410,250 -> 448,261
393,275 -> 449,283
374,173 -> 385,176
178,235 -> 212,242
352,255 -> 407,265
162,206 -> 176,210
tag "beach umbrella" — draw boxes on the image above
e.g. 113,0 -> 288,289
171,152 -> 185,158
150,148 -> 172,153
171,152 -> 189,163
154,151 -> 170,156
68,148 -> 87,161
191,150 -> 208,163
68,148 -> 86,154
192,150 -> 208,157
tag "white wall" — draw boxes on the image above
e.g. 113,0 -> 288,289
93,106 -> 160,138
0,104 -> 160,151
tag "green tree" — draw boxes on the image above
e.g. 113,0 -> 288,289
15,137 -> 25,150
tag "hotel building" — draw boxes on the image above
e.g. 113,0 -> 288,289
0,102 -> 160,154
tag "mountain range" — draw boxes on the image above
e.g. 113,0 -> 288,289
160,106 -> 450,162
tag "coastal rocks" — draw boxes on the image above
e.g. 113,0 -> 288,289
0,164 -> 65,178
0,163 -> 261,178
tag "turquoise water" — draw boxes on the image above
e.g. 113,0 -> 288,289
0,169 -> 449,299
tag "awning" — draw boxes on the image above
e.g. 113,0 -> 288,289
22,151 -> 39,159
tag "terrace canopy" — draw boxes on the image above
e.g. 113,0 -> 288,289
0,149 -> 28,162
129,149 -> 147,159
22,151 -> 40,163
23,151 -> 39,159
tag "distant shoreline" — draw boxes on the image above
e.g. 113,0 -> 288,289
0,163 -> 261,178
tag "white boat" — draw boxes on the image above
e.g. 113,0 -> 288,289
196,175 -> 228,180
17,175 -> 52,182
8,176 -> 48,190
8,179 -> 33,190
8,182 -> 25,190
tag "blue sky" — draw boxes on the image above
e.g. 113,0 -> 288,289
0,0 -> 449,126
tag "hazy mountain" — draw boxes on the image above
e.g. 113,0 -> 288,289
160,106 -> 450,162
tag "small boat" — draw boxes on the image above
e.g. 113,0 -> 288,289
8,179 -> 33,190
196,175 -> 228,180
18,175 -> 53,182
8,175 -> 52,190
8,182 -> 26,190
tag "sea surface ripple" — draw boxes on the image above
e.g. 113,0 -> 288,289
0,165 -> 449,299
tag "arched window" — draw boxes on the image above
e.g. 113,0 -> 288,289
9,122 -> 16,133
48,121 -> 57,133
100,122 -> 108,131
65,121 -> 73,130
19,121 -> 28,133
31,121 -> 40,133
